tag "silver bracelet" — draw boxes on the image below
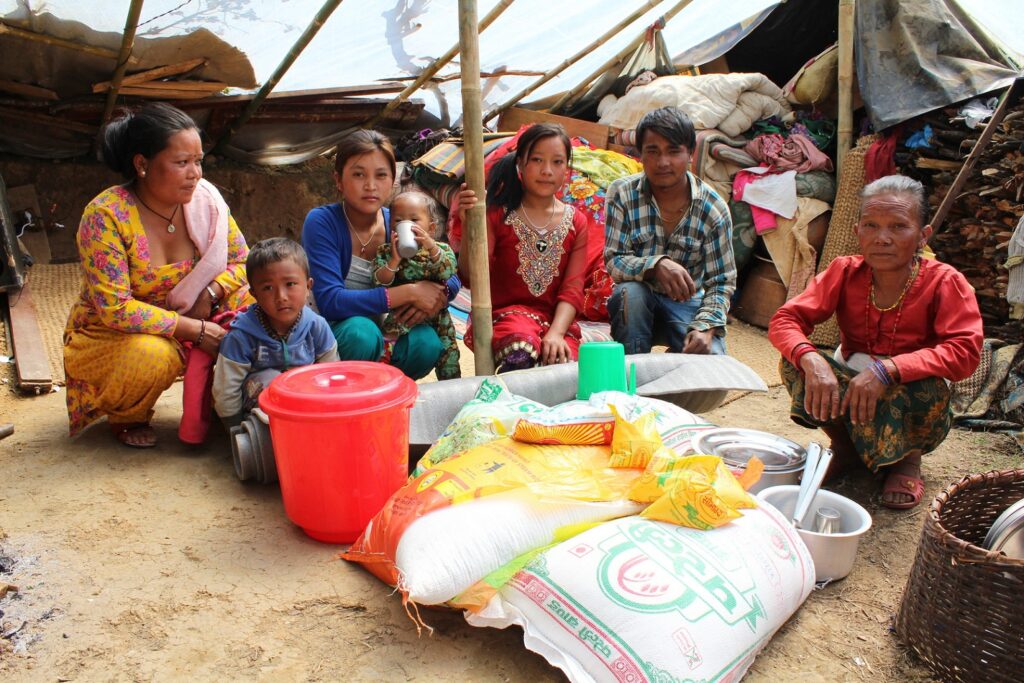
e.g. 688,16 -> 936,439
384,262 -> 400,273
429,247 -> 442,261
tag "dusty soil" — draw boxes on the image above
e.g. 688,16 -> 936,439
0,331 -> 1018,682
1,157 -> 1020,680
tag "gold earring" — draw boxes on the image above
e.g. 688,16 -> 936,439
140,171 -> 146,177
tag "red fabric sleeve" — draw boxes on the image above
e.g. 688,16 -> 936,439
768,258 -> 851,364
891,270 -> 983,382
555,208 -> 590,313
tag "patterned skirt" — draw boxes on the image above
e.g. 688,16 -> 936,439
780,352 -> 952,472
464,305 -> 581,369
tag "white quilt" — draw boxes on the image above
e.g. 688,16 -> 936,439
599,73 -> 792,138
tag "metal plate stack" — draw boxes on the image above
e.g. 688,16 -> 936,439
983,497 -> 1024,559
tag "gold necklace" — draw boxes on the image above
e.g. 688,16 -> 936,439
342,203 -> 378,256
870,258 -> 920,312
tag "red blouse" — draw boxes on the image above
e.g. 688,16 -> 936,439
465,204 -> 589,317
768,255 -> 983,383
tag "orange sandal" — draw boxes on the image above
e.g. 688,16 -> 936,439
881,472 -> 924,510
110,422 -> 157,449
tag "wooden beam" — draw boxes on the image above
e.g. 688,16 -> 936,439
485,0 -> 661,122
210,0 -> 347,156
931,80 -> 1023,236
366,0 -> 515,129
0,79 -> 58,101
497,106 -> 614,147
0,21 -> 138,64
458,0 -> 495,375
103,0 -> 146,123
836,0 -> 855,182
92,57 -> 208,93
0,106 -> 98,135
550,0 -> 695,114
4,285 -> 52,394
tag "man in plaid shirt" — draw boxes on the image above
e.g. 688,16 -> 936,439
604,107 -> 736,355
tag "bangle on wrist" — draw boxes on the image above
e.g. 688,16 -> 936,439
869,358 -> 893,386
429,247 -> 441,261
195,320 -> 207,347
206,284 -> 220,308
384,262 -> 400,273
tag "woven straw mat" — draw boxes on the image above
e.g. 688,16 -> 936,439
807,133 -> 879,349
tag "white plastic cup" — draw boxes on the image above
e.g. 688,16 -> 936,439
395,220 -> 419,259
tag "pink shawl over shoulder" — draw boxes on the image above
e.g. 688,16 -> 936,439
166,178 -> 229,313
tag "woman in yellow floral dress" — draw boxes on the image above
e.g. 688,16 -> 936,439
64,103 -> 251,447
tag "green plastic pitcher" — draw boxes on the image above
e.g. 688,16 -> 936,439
576,341 -> 637,400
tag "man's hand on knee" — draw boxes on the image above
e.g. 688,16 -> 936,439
650,258 -> 696,301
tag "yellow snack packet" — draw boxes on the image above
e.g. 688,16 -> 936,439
608,404 -> 665,469
628,453 -> 759,529
640,471 -> 741,530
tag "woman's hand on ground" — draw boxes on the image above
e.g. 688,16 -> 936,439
799,353 -> 840,422
682,329 -> 714,354
540,331 -> 572,365
651,258 -> 696,302
841,369 -> 886,425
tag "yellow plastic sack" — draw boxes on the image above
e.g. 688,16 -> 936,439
607,404 -> 664,469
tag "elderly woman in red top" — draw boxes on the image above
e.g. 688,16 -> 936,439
769,175 -> 983,509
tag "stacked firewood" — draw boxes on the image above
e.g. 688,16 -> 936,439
896,104 -> 1024,342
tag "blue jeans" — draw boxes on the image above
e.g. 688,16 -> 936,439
330,316 -> 443,380
608,281 -> 726,355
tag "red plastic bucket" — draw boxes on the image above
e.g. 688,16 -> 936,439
259,361 -> 417,543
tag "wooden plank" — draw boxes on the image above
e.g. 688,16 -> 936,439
4,284 -> 52,394
0,21 -> 138,64
497,106 -> 612,147
0,106 -> 98,135
118,84 -> 227,100
915,157 -> 962,171
92,58 -> 208,92
0,79 -> 58,101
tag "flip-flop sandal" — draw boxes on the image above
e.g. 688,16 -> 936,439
881,472 -> 924,510
110,422 -> 157,449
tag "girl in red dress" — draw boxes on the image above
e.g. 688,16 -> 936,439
458,123 -> 589,371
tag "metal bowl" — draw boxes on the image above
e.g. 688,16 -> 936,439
983,497 -> 1024,559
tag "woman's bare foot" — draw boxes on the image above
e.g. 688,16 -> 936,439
880,450 -> 924,509
111,422 -> 157,449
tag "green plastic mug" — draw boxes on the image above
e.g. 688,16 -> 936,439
577,341 -> 636,400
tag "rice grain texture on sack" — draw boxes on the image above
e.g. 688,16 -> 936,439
467,505 -> 814,683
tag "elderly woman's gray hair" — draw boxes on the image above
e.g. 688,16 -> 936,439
861,174 -> 929,226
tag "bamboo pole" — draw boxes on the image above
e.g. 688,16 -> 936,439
102,0 -> 145,123
210,0 -> 346,156
366,0 -> 515,129
0,21 -> 138,63
836,0 -> 855,182
549,0 -> 694,114
458,0 -> 494,376
485,0 -> 661,123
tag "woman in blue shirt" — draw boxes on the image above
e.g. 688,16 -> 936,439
301,129 -> 460,380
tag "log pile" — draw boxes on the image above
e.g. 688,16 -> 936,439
896,103 -> 1024,342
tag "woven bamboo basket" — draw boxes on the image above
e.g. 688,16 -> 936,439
895,469 -> 1024,682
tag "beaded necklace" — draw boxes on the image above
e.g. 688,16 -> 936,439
864,257 -> 920,356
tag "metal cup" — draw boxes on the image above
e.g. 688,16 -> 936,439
814,506 -> 842,534
395,220 -> 419,258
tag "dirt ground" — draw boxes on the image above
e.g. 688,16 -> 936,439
0,323 -> 1018,682
1,157 -> 1020,680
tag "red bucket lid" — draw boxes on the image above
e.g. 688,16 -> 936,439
260,361 -> 417,419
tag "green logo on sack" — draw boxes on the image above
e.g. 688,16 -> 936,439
597,521 -> 764,632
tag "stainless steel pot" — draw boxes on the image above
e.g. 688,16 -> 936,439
693,428 -> 806,494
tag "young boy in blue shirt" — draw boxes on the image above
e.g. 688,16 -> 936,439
213,238 -> 338,428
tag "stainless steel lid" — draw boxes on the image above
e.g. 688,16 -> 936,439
692,428 -> 806,471
983,497 -> 1024,559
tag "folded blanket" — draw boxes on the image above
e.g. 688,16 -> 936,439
598,73 -> 792,137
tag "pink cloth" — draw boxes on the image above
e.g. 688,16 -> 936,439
178,309 -> 239,445
744,133 -> 834,174
166,178 -> 230,313
733,170 -> 778,233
